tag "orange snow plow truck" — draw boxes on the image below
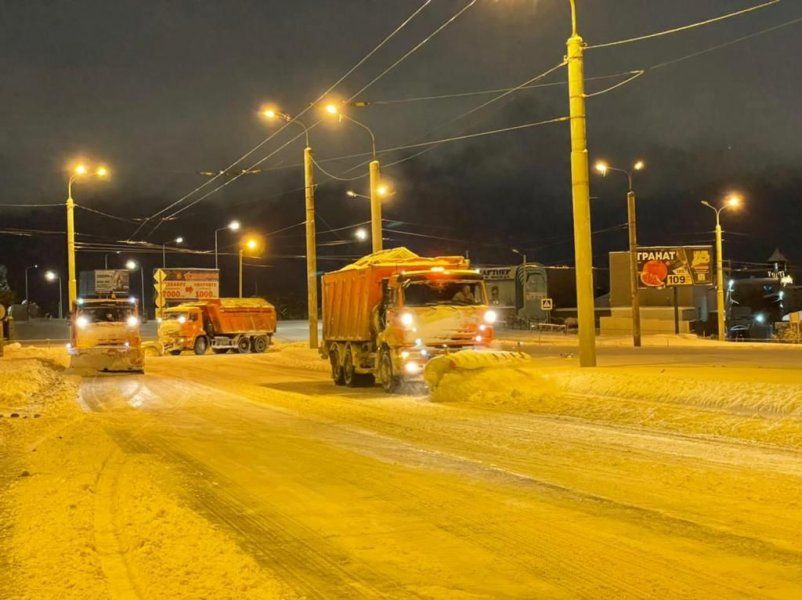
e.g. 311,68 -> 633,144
68,297 -> 145,372
321,247 -> 524,393
158,298 -> 277,355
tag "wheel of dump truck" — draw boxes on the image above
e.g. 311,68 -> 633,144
379,348 -> 402,394
236,336 -> 251,354
252,335 -> 268,353
343,349 -> 357,387
194,336 -> 208,355
330,344 -> 345,385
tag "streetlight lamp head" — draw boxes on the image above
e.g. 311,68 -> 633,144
175,236 -> 184,244
346,190 -> 358,198
125,260 -> 137,270
229,220 -> 241,231
594,161 -> 609,176
262,108 -> 277,120
354,228 -> 368,241
633,160 -> 645,171
377,184 -> 390,197
726,194 -> 742,208
45,270 -> 57,282
95,165 -> 109,178
324,103 -> 340,116
74,164 -> 88,176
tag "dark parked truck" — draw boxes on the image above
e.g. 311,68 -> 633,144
321,248 -> 497,392
158,298 -> 277,355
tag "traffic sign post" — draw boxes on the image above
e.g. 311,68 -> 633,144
541,297 -> 553,324
154,269 -> 166,319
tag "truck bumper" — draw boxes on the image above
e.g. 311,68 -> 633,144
68,345 -> 144,372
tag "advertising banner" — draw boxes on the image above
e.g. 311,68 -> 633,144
94,270 -> 130,294
637,246 -> 713,288
153,268 -> 219,306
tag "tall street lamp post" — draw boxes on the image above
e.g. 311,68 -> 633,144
66,162 -> 109,310
126,260 -> 146,319
214,220 -> 241,270
325,103 -> 383,253
701,194 -> 742,341
595,159 -> 646,347
566,0 -> 596,367
261,107 -> 319,349
45,271 -> 63,319
162,236 -> 184,269
24,264 -> 39,318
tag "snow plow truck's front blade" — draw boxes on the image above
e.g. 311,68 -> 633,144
423,350 -> 531,391
68,349 -> 145,373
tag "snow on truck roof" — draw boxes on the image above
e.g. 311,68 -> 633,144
338,247 -> 468,271
166,298 -> 274,310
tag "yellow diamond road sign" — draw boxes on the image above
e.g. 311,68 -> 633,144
154,269 -> 166,283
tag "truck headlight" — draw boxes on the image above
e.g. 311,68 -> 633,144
400,312 -> 415,328
177,315 -> 187,324
404,361 -> 420,374
75,316 -> 89,329
483,310 -> 497,324
126,315 -> 140,328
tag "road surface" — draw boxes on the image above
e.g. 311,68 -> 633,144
61,347 -> 802,598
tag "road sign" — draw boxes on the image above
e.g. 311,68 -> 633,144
540,297 -> 553,310
637,246 -> 713,289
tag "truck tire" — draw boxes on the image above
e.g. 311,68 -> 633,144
237,336 -> 251,354
379,348 -> 402,394
343,347 -> 374,388
194,336 -> 209,355
329,344 -> 345,386
252,335 -> 268,353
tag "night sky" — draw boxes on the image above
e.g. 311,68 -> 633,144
2,0 -> 801,313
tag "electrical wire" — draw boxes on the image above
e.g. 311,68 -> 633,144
0,203 -> 63,208
75,204 -> 144,223
587,0 -> 782,50
346,0 -> 478,101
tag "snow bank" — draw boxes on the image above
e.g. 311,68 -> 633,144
431,363 -> 802,448
266,341 -> 330,373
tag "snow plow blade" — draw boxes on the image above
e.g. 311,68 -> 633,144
68,348 -> 145,374
424,350 -> 530,391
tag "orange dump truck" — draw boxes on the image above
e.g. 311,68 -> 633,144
321,248 -> 497,392
158,298 -> 277,355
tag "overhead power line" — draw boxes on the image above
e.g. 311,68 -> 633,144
587,0 -> 782,50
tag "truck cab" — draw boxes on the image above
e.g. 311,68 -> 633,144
68,297 -> 144,372
159,306 -> 205,355
375,269 -> 495,389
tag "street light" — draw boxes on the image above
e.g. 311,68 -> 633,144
594,159 -> 646,347
345,184 -> 393,201
261,104 -> 319,349
354,228 -> 369,242
701,193 -> 743,341
324,103 -> 384,253
162,236 -> 184,269
44,270 -> 63,320
24,264 -> 39,318
126,259 -> 146,319
239,236 -> 262,298
214,220 -> 241,270
66,160 -> 109,310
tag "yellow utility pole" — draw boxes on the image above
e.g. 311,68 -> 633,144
369,160 -> 383,253
714,221 -> 725,341
304,147 -> 319,349
566,0 -> 596,367
238,249 -> 244,298
66,190 -> 77,310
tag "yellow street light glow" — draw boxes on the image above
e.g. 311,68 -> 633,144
74,164 -> 88,176
594,161 -> 609,175
633,160 -> 645,171
95,165 -> 109,178
262,108 -> 277,120
324,103 -> 339,115
377,184 -> 390,197
245,238 -> 258,251
726,194 -> 742,208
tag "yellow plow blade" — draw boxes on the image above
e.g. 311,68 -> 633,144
424,350 -> 530,391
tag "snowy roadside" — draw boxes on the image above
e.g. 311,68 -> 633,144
431,361 -> 802,449
0,348 -> 294,599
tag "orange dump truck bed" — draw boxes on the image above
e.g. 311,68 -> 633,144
322,248 -> 469,342
201,298 -> 277,335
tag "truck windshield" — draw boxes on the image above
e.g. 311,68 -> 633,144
78,306 -> 135,323
403,280 -> 485,306
164,312 -> 189,322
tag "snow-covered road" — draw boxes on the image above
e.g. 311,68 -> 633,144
59,347 -> 802,598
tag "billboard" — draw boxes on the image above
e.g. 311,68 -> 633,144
79,270 -> 130,296
153,268 -> 219,309
637,246 -> 713,288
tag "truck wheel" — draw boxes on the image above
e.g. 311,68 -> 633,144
194,336 -> 208,355
343,351 -> 359,388
379,349 -> 401,394
330,345 -> 345,386
252,335 -> 268,353
237,336 -> 251,354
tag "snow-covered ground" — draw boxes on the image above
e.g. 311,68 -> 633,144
2,339 -> 802,597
